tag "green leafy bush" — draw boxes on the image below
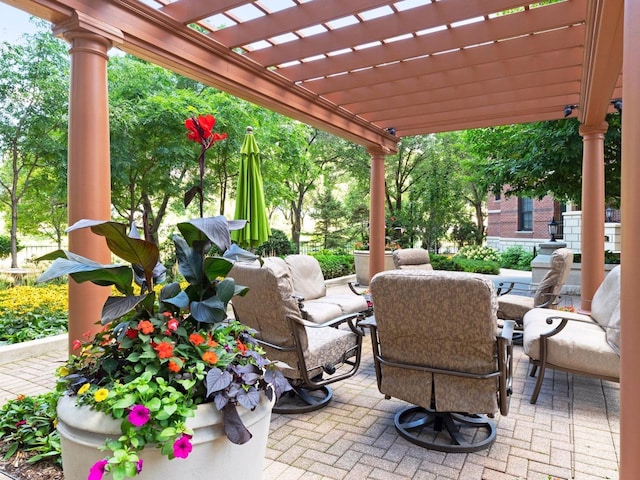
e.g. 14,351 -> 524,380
0,390 -> 62,465
255,229 -> 293,257
0,235 -> 22,260
572,250 -> 620,264
429,254 -> 463,271
311,252 -> 354,279
500,246 -> 534,271
430,253 -> 500,274
0,310 -> 68,345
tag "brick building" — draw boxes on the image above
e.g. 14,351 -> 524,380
486,189 -> 563,252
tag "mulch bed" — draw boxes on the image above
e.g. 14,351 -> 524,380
0,451 -> 63,480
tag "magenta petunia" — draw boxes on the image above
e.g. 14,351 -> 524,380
136,458 -> 144,474
173,434 -> 193,459
127,404 -> 151,427
87,459 -> 108,480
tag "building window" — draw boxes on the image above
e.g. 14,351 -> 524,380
518,197 -> 533,231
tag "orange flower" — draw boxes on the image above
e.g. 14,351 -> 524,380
236,340 -> 247,354
207,334 -> 218,348
189,333 -> 205,346
138,320 -> 154,334
168,361 -> 181,373
202,351 -> 218,364
154,341 -> 173,359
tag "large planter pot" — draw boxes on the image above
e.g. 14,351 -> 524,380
57,393 -> 274,480
353,250 -> 395,286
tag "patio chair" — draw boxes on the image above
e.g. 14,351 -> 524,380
392,247 -> 433,270
364,270 -> 514,453
497,248 -> 574,332
284,254 -> 370,323
229,257 -> 364,413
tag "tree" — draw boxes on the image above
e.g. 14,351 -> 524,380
474,115 -> 621,206
0,27 -> 69,266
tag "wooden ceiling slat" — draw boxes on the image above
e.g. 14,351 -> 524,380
159,0 -> 247,24
274,0 -> 586,82
244,0 -> 531,64
344,66 -> 582,115
302,26 -> 584,95
211,0 -> 389,48
324,47 -> 583,106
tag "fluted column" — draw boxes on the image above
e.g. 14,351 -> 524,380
54,16 -> 122,352
621,1 -> 640,477
578,123 -> 608,312
367,148 -> 387,281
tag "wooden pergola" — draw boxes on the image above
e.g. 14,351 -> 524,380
2,0 -> 638,476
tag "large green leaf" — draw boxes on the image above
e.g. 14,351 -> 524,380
101,295 -> 148,324
67,220 -> 159,275
173,235 -> 202,285
177,216 -> 247,251
36,257 -> 133,294
215,278 -> 236,304
189,296 -> 226,324
203,257 -> 234,281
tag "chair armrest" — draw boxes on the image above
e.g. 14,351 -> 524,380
348,281 -> 368,296
496,280 -> 534,296
295,312 -> 364,335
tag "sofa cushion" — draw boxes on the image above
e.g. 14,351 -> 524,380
591,265 -> 621,329
523,307 -> 619,380
606,301 -> 621,355
285,254 -> 326,300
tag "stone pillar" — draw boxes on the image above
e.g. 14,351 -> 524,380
621,1 -> 640,477
578,123 -> 608,312
367,148 -> 387,281
53,15 -> 122,352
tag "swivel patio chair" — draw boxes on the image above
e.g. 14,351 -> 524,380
497,247 -> 574,335
392,247 -> 433,270
229,257 -> 363,413
364,270 -> 514,453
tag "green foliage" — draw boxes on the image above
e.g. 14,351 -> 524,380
430,254 -> 500,274
311,252 -> 354,279
0,235 -> 13,259
500,246 -> 534,271
452,257 -> 501,275
572,250 -> 620,264
255,229 -> 293,257
0,310 -> 68,345
0,390 -> 62,465
454,245 -> 502,263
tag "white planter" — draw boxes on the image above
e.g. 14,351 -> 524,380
353,250 -> 395,286
57,393 -> 273,480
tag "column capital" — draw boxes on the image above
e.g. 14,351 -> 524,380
366,145 -> 393,158
579,121 -> 609,138
53,11 -> 124,50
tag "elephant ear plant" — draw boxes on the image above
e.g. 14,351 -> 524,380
36,114 -> 290,480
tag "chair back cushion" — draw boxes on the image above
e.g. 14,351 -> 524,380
591,265 -> 621,354
229,257 -> 308,374
533,248 -> 573,307
392,248 -> 433,270
284,254 -> 327,300
370,270 -> 499,414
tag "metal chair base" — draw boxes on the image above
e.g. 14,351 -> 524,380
394,406 -> 497,453
273,385 -> 333,414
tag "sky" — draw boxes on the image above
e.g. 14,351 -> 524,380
0,3 -> 42,43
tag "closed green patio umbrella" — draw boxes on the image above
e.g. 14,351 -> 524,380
231,126 -> 270,250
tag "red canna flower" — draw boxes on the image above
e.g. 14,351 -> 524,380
72,339 -> 82,351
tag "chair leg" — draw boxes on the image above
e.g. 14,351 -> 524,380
530,361 -> 546,404
273,385 -> 333,414
393,406 -> 496,453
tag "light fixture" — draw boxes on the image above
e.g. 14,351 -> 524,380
606,207 -> 614,222
563,105 -> 577,118
611,99 -> 622,113
548,218 -> 558,242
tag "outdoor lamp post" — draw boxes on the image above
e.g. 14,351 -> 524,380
606,207 -> 614,222
548,218 -> 558,242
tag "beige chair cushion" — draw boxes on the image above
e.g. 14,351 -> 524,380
523,308 -> 619,379
605,301 -> 621,355
392,248 -> 433,270
371,270 -> 499,414
497,294 -> 534,321
298,300 -> 344,324
591,265 -> 621,329
533,248 -> 573,306
285,254 -> 326,300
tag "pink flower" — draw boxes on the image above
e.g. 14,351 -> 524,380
173,434 -> 193,459
136,459 -> 144,474
128,404 -> 151,427
88,459 -> 108,480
